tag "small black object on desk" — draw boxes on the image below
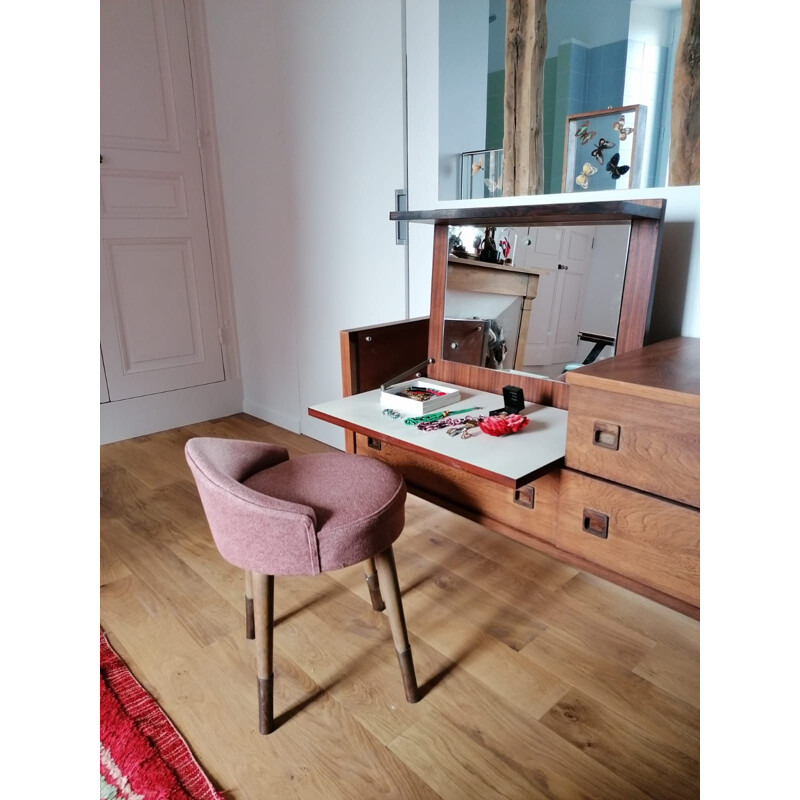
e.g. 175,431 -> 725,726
489,385 -> 525,416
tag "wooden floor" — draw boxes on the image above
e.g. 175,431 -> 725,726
100,413 -> 700,800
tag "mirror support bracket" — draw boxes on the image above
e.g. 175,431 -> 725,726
380,357 -> 435,391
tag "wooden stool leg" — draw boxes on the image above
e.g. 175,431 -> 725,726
374,546 -> 420,703
363,557 -> 385,612
252,572 -> 275,734
244,570 -> 255,640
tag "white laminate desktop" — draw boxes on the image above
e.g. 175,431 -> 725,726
309,381 -> 568,488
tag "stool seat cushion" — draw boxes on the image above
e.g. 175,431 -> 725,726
243,453 -> 405,574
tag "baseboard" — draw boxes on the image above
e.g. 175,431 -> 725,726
242,399 -> 301,434
101,379 -> 243,444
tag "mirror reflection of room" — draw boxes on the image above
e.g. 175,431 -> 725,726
443,223 -> 631,379
439,0 -> 682,200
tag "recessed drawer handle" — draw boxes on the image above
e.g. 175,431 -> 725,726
593,421 -> 620,450
513,485 -> 535,509
582,508 -> 609,539
367,437 -> 382,451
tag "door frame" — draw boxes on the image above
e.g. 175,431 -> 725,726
184,0 -> 240,381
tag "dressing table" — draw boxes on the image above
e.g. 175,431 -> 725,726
310,199 -> 700,619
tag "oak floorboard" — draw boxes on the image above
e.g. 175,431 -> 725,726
540,688 -> 700,800
521,626 -> 700,759
405,528 -> 658,670
100,534 -> 131,586
390,708 -> 551,800
100,464 -> 160,529
558,571 -> 700,658
329,548 -> 569,718
393,544 -> 546,652
103,517 -> 240,648
633,642 -> 700,708
409,504 -> 580,591
101,436 -> 191,490
198,635 -> 441,800
101,415 -> 700,799
409,660 -> 653,799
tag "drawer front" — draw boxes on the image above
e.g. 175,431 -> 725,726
355,433 -> 560,545
556,469 -> 699,606
566,385 -> 699,507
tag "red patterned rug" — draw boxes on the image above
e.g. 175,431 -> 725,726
100,629 -> 225,800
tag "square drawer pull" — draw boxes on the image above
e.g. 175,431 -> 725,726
582,508 -> 609,538
593,421 -> 620,450
367,437 -> 382,451
513,485 -> 535,509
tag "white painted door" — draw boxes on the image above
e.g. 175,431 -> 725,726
100,0 -> 224,401
516,225 -> 563,270
522,226 -> 595,366
551,227 -> 594,363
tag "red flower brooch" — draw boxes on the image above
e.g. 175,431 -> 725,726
478,414 -> 529,436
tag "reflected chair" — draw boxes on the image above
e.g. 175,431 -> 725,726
185,437 -> 419,734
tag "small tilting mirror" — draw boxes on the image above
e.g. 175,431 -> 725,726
442,222 -> 632,379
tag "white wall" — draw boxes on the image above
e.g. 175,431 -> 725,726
205,0 -> 408,448
406,0 -> 700,342
204,1 -> 300,433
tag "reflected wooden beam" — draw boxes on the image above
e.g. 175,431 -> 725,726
669,0 -> 700,185
502,0 -> 547,196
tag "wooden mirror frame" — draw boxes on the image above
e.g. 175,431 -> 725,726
392,199 -> 666,409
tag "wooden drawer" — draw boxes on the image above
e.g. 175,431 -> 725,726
566,384 -> 699,507
556,469 -> 699,607
355,433 -> 560,546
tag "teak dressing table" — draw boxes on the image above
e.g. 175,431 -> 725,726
310,200 -> 700,619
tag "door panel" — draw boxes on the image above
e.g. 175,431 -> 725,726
564,227 -> 593,262
517,226 -> 562,269
100,0 -> 180,152
100,170 -> 188,219
101,0 -> 224,401
523,226 -> 595,367
523,268 -> 557,364
530,227 -> 562,260
552,270 -> 587,362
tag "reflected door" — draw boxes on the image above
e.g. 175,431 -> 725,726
100,0 -> 224,401
522,226 -> 595,366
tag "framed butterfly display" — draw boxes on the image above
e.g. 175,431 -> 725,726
562,104 -> 647,193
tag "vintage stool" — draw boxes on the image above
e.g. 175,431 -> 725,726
185,437 -> 419,733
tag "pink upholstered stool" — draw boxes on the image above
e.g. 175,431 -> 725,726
185,437 -> 419,734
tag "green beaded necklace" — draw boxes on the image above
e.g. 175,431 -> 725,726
404,406 -> 483,426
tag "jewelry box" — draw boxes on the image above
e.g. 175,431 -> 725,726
379,379 -> 461,415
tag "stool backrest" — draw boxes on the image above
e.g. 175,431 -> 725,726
185,437 -> 320,574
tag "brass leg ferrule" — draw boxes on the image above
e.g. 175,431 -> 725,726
258,675 -> 274,734
396,647 -> 420,703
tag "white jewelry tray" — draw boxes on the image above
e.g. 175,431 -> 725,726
379,379 -> 461,414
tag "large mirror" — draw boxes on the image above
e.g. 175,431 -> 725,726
438,0 -> 683,200
443,222 -> 631,378
395,199 -> 668,407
